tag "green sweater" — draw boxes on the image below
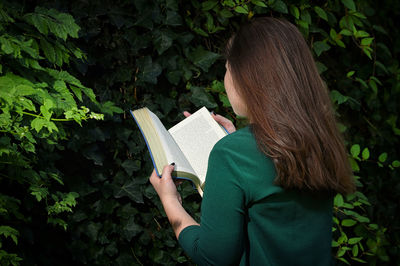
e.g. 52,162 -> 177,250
178,125 -> 333,266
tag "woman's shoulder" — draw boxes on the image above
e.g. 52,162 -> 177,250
213,125 -> 256,152
211,125 -> 272,167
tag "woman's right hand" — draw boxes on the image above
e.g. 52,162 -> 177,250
183,111 -> 236,134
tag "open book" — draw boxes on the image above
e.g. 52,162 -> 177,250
130,107 -> 228,197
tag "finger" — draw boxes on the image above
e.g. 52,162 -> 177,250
183,111 -> 191,118
149,169 -> 159,185
212,113 -> 236,133
161,163 -> 175,180
212,113 -> 231,125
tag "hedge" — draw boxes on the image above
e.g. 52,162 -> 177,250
0,0 -> 399,265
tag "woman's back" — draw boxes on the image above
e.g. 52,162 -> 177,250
179,126 -> 333,265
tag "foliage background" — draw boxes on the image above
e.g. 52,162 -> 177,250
0,0 -> 399,265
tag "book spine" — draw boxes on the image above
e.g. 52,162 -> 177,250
129,110 -> 161,177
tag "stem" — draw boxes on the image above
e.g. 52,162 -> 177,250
21,112 -> 74,122
0,129 -> 18,135
131,247 -> 144,266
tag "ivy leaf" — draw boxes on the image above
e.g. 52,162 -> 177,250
313,41 -> 330,56
315,62 -> 327,74
165,11 -> 182,26
136,56 -> 162,84
219,93 -> 231,107
272,0 -> 288,14
190,86 -> 217,108
330,90 -> 348,105
188,46 -> 220,72
121,159 -> 141,176
114,180 -> 144,203
153,30 -> 174,55
210,80 -> 225,93
122,217 -> 143,241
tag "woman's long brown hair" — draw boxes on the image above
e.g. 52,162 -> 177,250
225,17 -> 355,195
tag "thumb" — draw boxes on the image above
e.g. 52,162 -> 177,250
161,163 -> 175,179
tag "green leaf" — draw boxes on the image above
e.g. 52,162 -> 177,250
352,244 -> 359,257
314,7 -> 328,21
315,62 -> 327,74
252,0 -> 267,8
202,1 -> 218,11
313,41 -> 330,56
0,226 -> 19,245
188,46 -> 220,72
219,93 -> 231,107
341,0 -> 356,11
272,0 -> 288,14
346,71 -> 355,78
40,38 -> 56,63
342,219 -> 357,227
349,157 -> 360,172
334,194 -> 344,207
234,5 -> 249,14
378,152 -> 388,163
153,30 -> 174,55
165,11 -> 182,26
121,159 -> 141,176
392,160 -> 400,168
361,37 -> 374,46
122,217 -> 143,241
31,117 -> 58,133
350,144 -> 360,158
348,237 -> 363,244
340,29 -> 353,36
114,180 -> 144,203
210,80 -> 225,93
30,186 -> 49,202
100,101 -> 123,115
220,9 -> 234,18
361,148 -> 370,160
354,30 -> 369,38
190,86 -> 217,108
289,5 -> 300,19
330,90 -> 348,105
136,56 -> 162,84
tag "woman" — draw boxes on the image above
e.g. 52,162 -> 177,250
149,17 -> 355,265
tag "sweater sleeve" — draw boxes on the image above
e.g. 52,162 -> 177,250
178,140 -> 247,266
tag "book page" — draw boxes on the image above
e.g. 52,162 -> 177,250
146,110 -> 196,177
168,107 -> 227,184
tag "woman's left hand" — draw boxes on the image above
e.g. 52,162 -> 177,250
149,164 -> 182,204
